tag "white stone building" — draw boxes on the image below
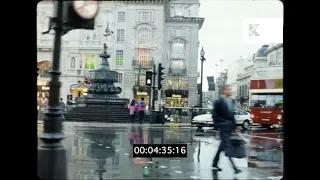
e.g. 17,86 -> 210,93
236,60 -> 254,110
37,0 -> 204,108
163,0 -> 204,107
226,57 -> 252,99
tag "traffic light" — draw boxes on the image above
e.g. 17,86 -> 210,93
157,63 -> 165,90
146,71 -> 153,86
61,1 -> 99,34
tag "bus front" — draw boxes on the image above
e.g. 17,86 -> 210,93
249,92 -> 283,128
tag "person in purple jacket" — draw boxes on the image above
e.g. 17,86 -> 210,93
137,97 -> 146,124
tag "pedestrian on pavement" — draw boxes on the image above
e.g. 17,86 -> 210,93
137,97 -> 146,124
59,98 -> 66,120
42,96 -> 49,109
212,85 -> 241,174
128,100 -> 137,123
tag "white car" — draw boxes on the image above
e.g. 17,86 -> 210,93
191,109 -> 253,130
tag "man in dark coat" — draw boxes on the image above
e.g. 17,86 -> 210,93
212,85 -> 241,174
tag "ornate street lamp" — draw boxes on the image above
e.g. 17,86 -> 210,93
199,47 -> 206,108
38,1 -> 67,179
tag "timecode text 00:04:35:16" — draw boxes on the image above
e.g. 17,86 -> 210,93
132,144 -> 188,158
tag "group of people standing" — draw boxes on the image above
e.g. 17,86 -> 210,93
128,97 -> 148,124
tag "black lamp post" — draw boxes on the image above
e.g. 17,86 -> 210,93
199,47 -> 206,108
37,1 -> 67,179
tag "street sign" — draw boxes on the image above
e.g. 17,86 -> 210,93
73,1 -> 99,19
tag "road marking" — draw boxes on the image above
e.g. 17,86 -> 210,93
125,153 -> 130,156
174,171 -> 183,174
190,176 -> 199,179
105,146 -> 110,148
148,161 -> 154,164
91,141 -> 95,143
98,144 -> 103,146
115,149 -> 119,152
267,176 -> 282,180
159,165 -> 167,168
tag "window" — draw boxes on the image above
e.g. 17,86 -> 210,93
239,111 -> 248,115
137,48 -> 151,66
135,74 -> 146,86
85,54 -> 96,69
234,110 -> 240,115
172,60 -> 184,69
175,6 -> 184,16
277,49 -> 283,65
79,56 -> 83,69
166,78 -> 188,89
116,50 -> 124,65
118,12 -> 125,21
117,29 -> 124,42
117,73 -> 123,83
138,29 -> 151,43
137,11 -> 153,22
70,57 -> 75,69
244,84 -> 248,96
250,93 -> 283,108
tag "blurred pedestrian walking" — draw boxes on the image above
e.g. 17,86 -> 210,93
212,85 -> 241,174
59,98 -> 66,120
137,97 -> 146,124
128,99 -> 137,123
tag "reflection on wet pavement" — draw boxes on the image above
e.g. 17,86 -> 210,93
37,123 -> 283,179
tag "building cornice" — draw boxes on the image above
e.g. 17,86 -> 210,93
166,17 -> 205,29
133,22 -> 156,29
265,43 -> 283,54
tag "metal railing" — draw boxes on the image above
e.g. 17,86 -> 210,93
168,66 -> 187,75
132,59 -> 155,69
163,107 -> 212,124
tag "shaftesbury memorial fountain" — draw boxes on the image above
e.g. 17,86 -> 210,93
65,27 -> 150,122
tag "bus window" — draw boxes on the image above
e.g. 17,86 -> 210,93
266,95 -> 283,108
250,94 -> 267,107
251,94 -> 283,108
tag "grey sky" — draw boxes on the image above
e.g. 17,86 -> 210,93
198,0 -> 283,91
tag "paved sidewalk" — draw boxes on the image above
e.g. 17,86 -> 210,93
38,120 -> 193,127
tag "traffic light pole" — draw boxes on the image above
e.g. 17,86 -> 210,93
38,1 -> 67,179
152,64 -> 156,111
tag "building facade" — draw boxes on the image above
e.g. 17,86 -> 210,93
226,57 -> 252,100
236,63 -> 253,110
214,72 -> 228,101
163,0 -> 204,107
37,0 -> 204,108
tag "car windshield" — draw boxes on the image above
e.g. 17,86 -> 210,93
250,93 -> 283,108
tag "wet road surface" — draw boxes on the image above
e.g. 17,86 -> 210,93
38,122 -> 283,179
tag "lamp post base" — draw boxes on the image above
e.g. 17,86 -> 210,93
38,145 -> 67,180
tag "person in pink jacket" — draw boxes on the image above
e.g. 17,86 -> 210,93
128,100 -> 137,123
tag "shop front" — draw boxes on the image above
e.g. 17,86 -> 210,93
165,89 -> 188,107
37,79 -> 49,107
69,81 -> 88,102
135,92 -> 150,105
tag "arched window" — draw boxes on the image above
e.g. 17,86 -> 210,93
175,6 -> 183,16
70,57 -> 75,69
244,84 -> 247,96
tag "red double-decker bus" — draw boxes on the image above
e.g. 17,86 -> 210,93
249,79 -> 283,128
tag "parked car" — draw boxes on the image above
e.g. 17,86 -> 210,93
191,109 -> 253,130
